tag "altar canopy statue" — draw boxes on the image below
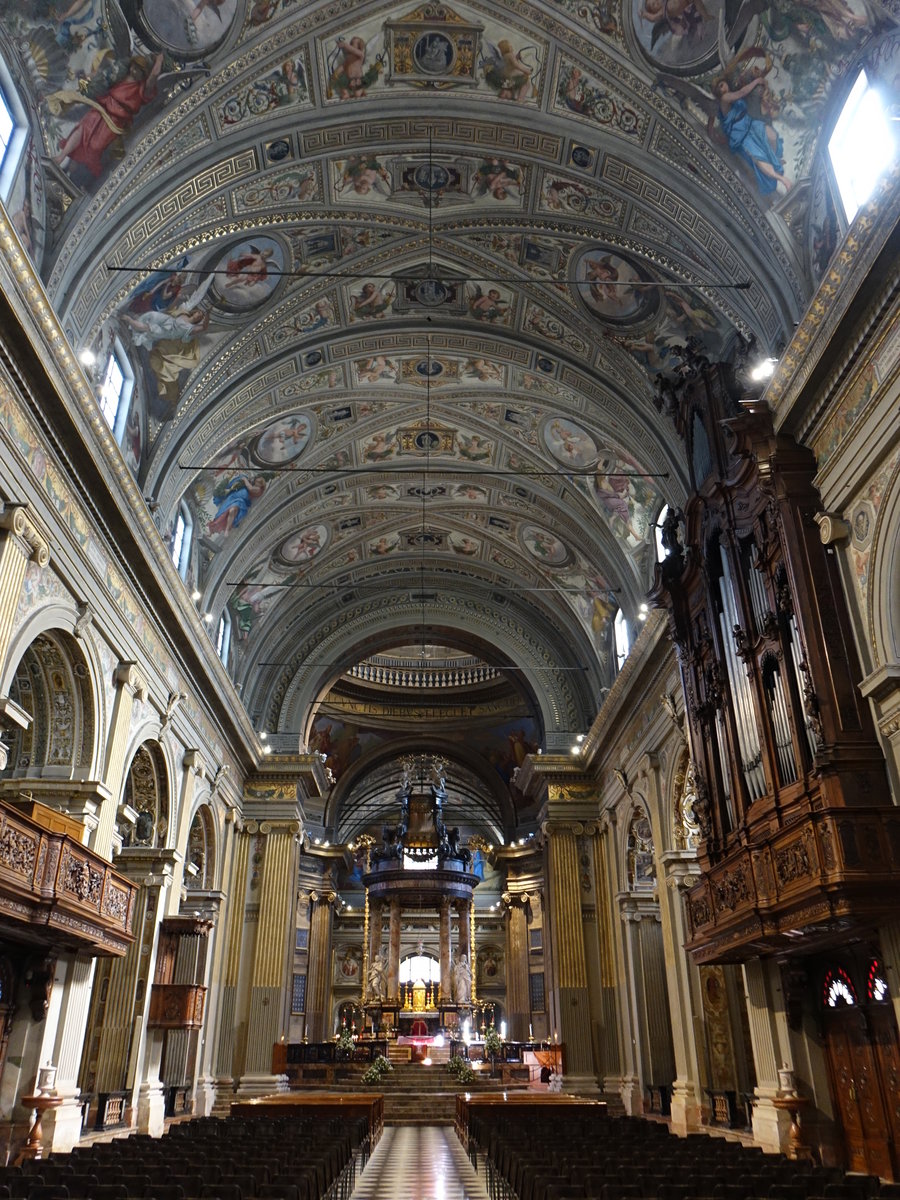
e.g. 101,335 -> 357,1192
452,953 -> 472,1004
367,949 -> 387,1001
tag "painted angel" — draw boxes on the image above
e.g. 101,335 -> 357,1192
657,52 -> 792,195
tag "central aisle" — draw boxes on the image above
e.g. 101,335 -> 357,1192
351,1125 -> 491,1200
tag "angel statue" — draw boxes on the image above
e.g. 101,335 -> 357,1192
657,50 -> 792,196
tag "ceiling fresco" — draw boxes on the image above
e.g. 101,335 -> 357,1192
1,0 -> 897,830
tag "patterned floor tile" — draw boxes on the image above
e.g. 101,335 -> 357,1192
352,1125 -> 490,1200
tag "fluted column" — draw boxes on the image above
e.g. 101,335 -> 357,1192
38,954 -> 96,1153
183,888 -> 226,1116
640,746 -> 706,1132
543,819 -> 595,1089
0,504 -> 49,677
591,819 -> 622,1087
81,849 -> 177,1135
388,897 -> 401,1003
165,749 -> 204,907
215,821 -> 250,1086
439,898 -> 451,1007
94,662 -> 147,856
161,922 -> 212,1101
658,848 -> 705,1131
743,958 -> 795,1152
305,891 -> 336,1042
0,515 -> 43,805
503,893 -> 530,1042
238,822 -> 302,1094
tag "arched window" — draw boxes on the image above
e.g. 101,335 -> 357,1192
655,504 -> 670,563
0,66 -> 27,201
823,966 -> 857,1008
867,958 -> 888,1003
171,502 -> 192,579
614,608 -> 630,671
216,608 -> 231,663
399,953 -> 440,984
828,70 -> 897,223
98,342 -> 134,440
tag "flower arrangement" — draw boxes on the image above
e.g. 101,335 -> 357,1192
336,1023 -> 355,1053
447,1055 -> 476,1084
361,1055 -> 393,1084
484,1024 -> 503,1058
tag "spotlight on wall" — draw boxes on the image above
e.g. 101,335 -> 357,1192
203,612 -> 213,623
78,348 -> 97,367
260,731 -> 268,740
571,744 -> 581,756
262,745 -> 272,755
576,733 -> 585,744
191,590 -> 202,602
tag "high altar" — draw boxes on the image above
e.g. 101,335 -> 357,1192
358,758 -> 480,1034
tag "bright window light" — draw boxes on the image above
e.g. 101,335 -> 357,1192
399,954 -> 440,983
170,502 -> 192,578
655,504 -> 670,563
97,343 -> 134,442
98,352 -> 125,428
216,609 -> 231,662
614,608 -> 630,672
0,74 -> 27,202
0,90 -> 13,167
828,70 -> 897,223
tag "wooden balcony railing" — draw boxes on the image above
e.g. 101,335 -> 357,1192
0,798 -> 137,955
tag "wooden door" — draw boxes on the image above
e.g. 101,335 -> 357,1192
870,1006 -> 900,1179
824,1008 -> 894,1180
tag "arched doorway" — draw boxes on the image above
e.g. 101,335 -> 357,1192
820,951 -> 900,1180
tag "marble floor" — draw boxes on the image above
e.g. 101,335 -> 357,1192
351,1126 -> 490,1200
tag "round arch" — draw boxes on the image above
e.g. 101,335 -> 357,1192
120,739 -> 171,850
2,625 -> 98,781
869,452 -> 900,669
326,738 -> 513,844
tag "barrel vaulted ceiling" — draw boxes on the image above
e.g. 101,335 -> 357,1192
2,0 -> 897,820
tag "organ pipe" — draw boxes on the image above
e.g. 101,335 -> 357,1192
718,547 -> 766,801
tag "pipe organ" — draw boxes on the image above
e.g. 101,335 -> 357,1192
650,351 -> 900,963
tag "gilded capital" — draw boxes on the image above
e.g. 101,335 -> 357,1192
541,819 -> 585,838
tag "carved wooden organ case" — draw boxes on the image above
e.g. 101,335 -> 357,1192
650,357 -> 900,964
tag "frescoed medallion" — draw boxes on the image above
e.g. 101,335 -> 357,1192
519,524 -> 571,567
277,524 -> 329,564
542,417 -> 600,469
210,236 -> 285,312
254,414 -> 313,464
573,248 -> 658,326
629,0 -> 724,74
128,0 -> 239,58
